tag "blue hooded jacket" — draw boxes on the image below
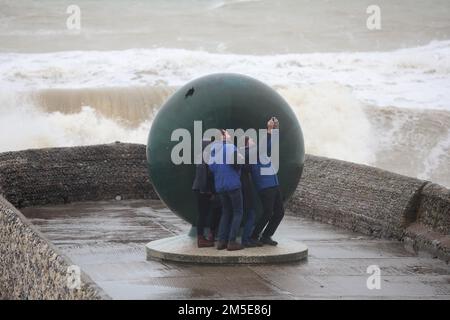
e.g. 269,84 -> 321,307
249,131 -> 279,191
208,141 -> 241,193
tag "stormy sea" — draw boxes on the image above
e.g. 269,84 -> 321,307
1,0 -> 449,186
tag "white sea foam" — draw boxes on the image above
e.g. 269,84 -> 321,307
0,91 -> 152,152
278,83 -> 375,165
0,42 -> 449,186
418,129 -> 450,182
1,41 -> 449,109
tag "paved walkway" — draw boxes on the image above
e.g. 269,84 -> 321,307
21,200 -> 450,299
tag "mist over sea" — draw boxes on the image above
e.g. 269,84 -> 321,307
1,0 -> 449,186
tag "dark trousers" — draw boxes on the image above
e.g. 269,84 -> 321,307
195,192 -> 221,237
241,208 -> 255,244
209,196 -> 222,236
252,186 -> 284,239
218,188 -> 244,242
196,192 -> 210,236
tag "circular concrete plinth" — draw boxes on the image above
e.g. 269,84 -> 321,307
146,235 -> 308,264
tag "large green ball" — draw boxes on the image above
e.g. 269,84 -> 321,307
147,73 -> 304,225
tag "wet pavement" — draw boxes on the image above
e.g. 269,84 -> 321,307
21,200 -> 450,299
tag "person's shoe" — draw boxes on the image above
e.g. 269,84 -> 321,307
207,230 -> 216,242
217,241 -> 228,250
242,241 -> 258,248
250,237 -> 264,247
227,241 -> 244,251
261,237 -> 278,246
197,236 -> 214,248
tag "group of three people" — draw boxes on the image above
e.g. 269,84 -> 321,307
192,117 -> 285,251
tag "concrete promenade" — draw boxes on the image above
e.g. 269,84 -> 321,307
21,199 -> 450,300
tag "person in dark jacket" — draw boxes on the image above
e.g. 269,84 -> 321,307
208,129 -> 245,251
192,140 -> 221,248
239,137 -> 263,247
250,117 -> 284,246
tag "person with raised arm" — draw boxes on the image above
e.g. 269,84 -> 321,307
250,117 -> 284,246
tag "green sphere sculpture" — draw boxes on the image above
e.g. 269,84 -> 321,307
147,73 -> 305,225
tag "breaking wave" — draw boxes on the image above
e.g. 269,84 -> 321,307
0,41 -> 449,186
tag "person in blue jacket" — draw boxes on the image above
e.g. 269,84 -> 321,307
250,117 -> 284,246
208,129 -> 245,251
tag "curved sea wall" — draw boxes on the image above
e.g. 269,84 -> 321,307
0,142 -> 154,299
0,143 -> 448,299
404,183 -> 450,260
0,196 -> 109,299
0,142 -> 156,208
287,155 -> 449,261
